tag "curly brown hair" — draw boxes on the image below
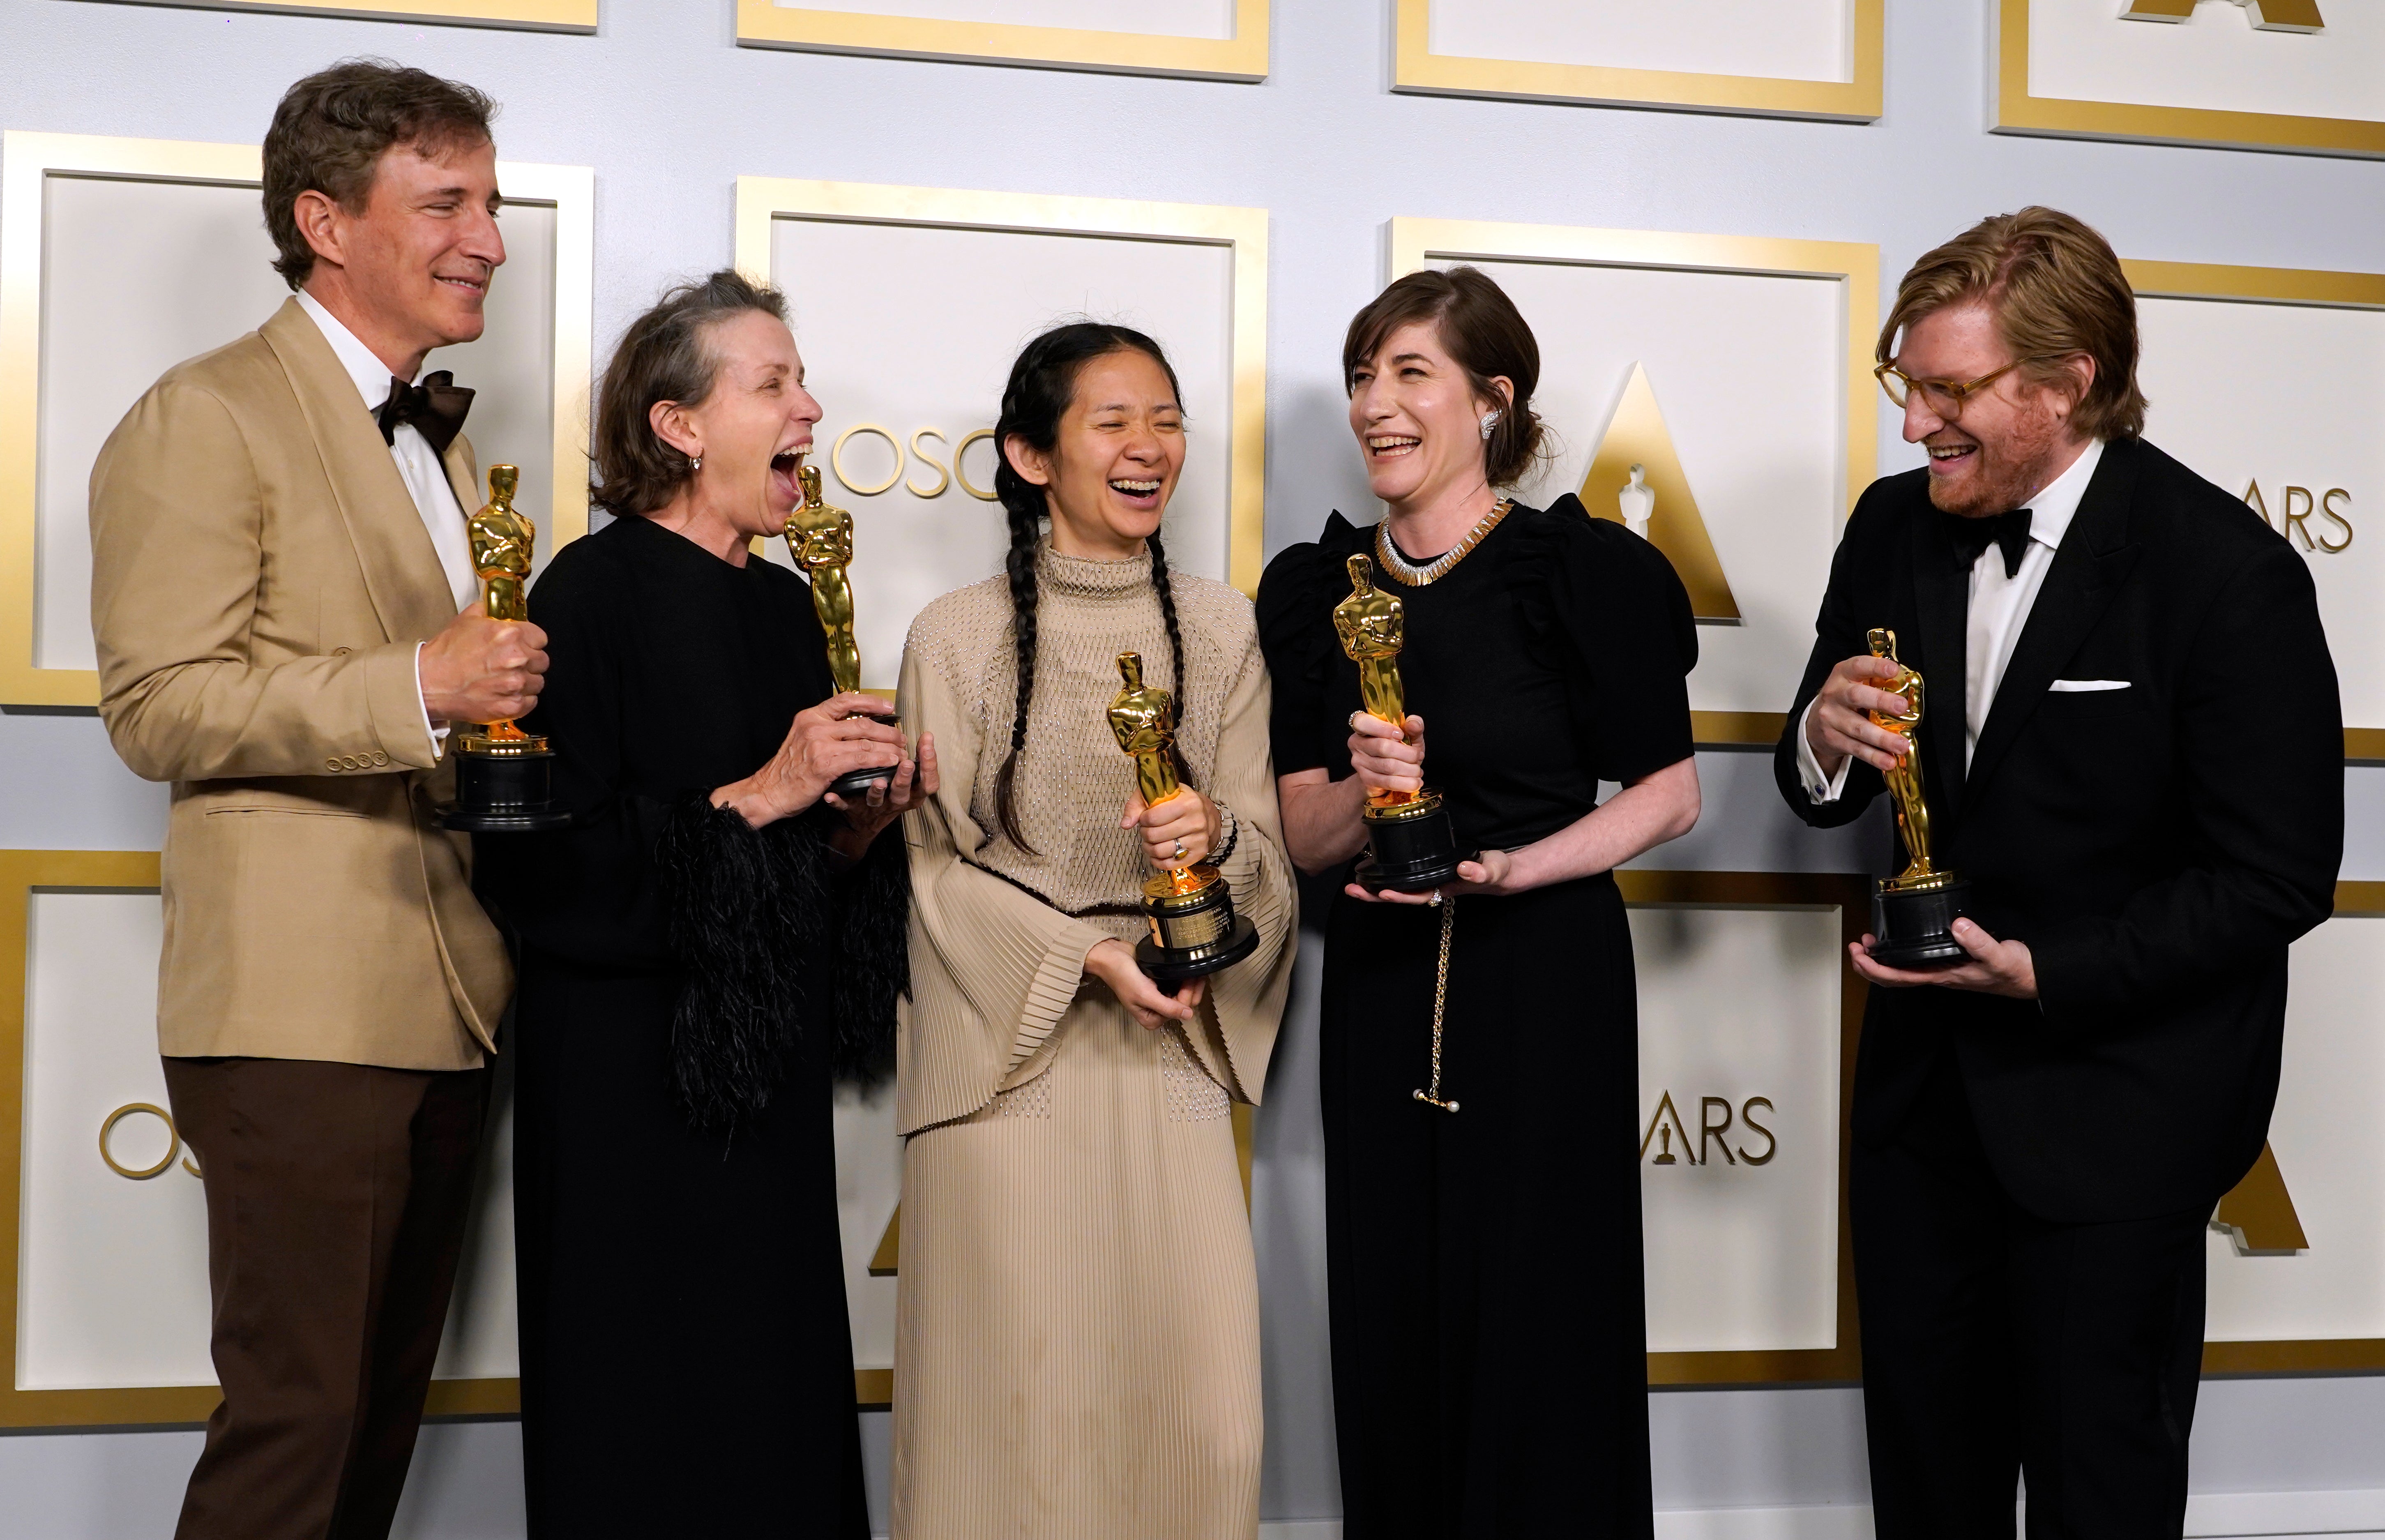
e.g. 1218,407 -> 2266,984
262,59 -> 497,290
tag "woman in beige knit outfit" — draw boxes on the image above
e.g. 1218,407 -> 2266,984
891,324 -> 1296,1539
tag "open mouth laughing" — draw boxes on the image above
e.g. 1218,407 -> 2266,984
1109,477 -> 1162,509
1367,435 -> 1420,461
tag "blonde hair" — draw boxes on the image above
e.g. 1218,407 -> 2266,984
1880,207 -> 2147,440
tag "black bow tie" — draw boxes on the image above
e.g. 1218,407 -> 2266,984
375,371 -> 473,456
1946,507 -> 2034,579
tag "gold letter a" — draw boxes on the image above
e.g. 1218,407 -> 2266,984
1581,362 -> 1740,622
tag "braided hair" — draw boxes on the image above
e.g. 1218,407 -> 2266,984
990,323 -> 1191,851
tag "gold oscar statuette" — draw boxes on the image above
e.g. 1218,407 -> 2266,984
442,465 -> 571,833
1108,651 -> 1258,984
1862,626 -> 1971,966
785,460 -> 898,798
1333,553 -> 1463,892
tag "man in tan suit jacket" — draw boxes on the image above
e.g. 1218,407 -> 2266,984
87,64 -> 545,1540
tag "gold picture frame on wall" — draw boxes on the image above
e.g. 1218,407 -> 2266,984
1620,869 -> 1868,1386
1393,0 -> 1882,122
735,178 -> 1268,597
737,0 -> 1267,81
0,131 -> 594,709
2120,256 -> 2385,763
1389,217 -> 1879,749
1995,0 -> 2385,158
0,849 -> 520,1427
2202,880 -> 2385,1375
74,0 -> 595,28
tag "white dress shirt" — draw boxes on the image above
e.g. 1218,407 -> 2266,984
1797,437 -> 2106,803
293,290 -> 479,753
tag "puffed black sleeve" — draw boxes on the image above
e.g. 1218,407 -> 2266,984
1256,533 -> 1345,780
1519,497 -> 1698,782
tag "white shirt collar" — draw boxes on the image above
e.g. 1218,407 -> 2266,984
2016,436 -> 2105,553
293,288 -> 419,413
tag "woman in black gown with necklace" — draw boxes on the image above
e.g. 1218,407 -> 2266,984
1256,267 -> 1701,1538
484,272 -> 929,1537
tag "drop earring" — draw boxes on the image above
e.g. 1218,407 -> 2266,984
1479,410 -> 1502,440
689,455 -> 703,472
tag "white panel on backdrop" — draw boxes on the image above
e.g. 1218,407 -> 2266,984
781,0 -> 1235,40
2132,294 -> 2385,729
1426,0 -> 1854,86
15,890 -> 516,1392
2028,0 -> 2385,125
832,1083 -> 900,1372
768,217 -> 1236,689
34,176 -> 560,674
1633,904 -> 1842,1356
1437,258 -> 1844,721
2205,913 -> 2385,1344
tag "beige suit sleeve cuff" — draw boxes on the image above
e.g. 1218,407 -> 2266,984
370,642 -> 441,770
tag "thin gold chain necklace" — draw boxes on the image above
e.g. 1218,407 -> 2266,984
1376,498 -> 1513,587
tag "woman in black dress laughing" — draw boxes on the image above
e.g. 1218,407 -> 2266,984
485,271 -> 930,1538
1256,267 -> 1701,1539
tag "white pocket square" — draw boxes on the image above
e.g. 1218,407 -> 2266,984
2049,679 -> 2131,692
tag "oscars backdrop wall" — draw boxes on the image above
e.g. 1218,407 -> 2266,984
1626,872 -> 1861,1384
1393,0 -> 1881,120
735,0 -> 1268,79
1997,0 -> 2385,157
2201,888 -> 2385,1371
0,851 -> 517,1426
67,0 -> 598,29
0,131 -> 594,708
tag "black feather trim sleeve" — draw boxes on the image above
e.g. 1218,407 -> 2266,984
652,796 -> 910,1129
823,818 -> 908,1087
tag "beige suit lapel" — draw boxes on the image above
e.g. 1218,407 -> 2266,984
259,298 -> 459,644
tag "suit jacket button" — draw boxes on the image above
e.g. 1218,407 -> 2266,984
325,758 -> 341,772
331,646 -> 353,656
371,752 -> 389,767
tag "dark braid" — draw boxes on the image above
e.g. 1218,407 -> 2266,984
991,473 -> 1044,851
988,322 -> 1190,848
1144,527 -> 1192,785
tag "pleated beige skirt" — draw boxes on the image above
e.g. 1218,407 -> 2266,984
890,989 -> 1261,1540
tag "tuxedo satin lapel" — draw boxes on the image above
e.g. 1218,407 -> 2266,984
1963,443 -> 2144,803
259,300 -> 459,644
1910,507 -> 1970,824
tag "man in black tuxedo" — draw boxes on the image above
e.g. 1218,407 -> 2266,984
1774,207 -> 2341,1538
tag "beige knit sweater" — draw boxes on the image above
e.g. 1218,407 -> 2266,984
893,542 -> 1295,1134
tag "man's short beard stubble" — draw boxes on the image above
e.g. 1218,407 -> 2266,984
1925,394 -> 2069,520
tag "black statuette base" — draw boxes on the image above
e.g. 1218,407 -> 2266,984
1868,877 -> 1973,969
441,744 -> 573,834
1353,801 -> 1466,894
830,709 -> 903,800
1138,915 -> 1261,988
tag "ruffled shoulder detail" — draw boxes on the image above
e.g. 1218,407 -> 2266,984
1503,494 -> 1698,675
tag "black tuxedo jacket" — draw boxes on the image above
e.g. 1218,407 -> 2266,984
1774,437 -> 2342,1224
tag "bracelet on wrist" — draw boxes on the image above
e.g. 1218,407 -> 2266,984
1209,800 -> 1240,867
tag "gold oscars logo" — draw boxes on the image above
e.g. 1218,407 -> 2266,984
2122,0 -> 2325,32
1640,1091 -> 1777,1167
97,1102 -> 201,1179
2242,482 -> 2353,553
826,424 -> 1001,501
1580,362 -> 1741,624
